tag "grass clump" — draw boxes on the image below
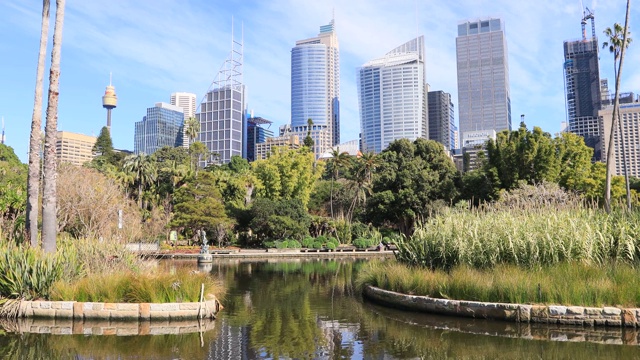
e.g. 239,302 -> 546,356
357,260 -> 640,308
50,269 -> 224,303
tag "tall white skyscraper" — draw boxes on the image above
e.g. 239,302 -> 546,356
357,36 -> 428,154
195,25 -> 245,165
456,17 -> 511,144
290,18 -> 340,157
170,92 -> 197,148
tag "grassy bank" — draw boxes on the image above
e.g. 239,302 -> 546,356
357,260 -> 640,307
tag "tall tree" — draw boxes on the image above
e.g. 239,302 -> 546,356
303,118 -> 314,149
326,148 -> 351,219
605,1 -> 632,213
184,116 -> 200,147
26,0 -> 50,247
603,22 -> 633,210
41,0 -> 65,253
123,153 -> 156,209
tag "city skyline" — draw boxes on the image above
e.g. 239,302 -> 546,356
0,1 -> 638,163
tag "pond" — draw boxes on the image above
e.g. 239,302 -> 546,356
1,258 -> 640,359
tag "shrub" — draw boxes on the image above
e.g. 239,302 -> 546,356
327,237 -> 339,247
353,237 -> 376,249
312,241 -> 323,249
325,242 -> 337,251
302,236 -> 315,248
286,240 -> 301,249
0,244 -> 64,300
263,241 -> 277,249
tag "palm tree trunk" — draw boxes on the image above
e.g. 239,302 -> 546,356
26,0 -> 50,247
41,0 -> 65,253
614,63 -> 632,211
605,0 -> 631,213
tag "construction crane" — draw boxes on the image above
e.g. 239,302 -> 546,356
581,7 -> 596,40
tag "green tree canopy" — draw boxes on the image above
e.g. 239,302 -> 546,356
367,138 -> 458,235
252,147 -> 323,209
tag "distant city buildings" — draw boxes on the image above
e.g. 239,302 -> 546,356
196,27 -> 245,165
170,92 -> 197,148
134,102 -> 184,155
56,131 -> 97,166
246,116 -> 273,162
563,10 -> 603,161
456,17 -> 511,145
290,18 -> 340,158
600,100 -> 640,177
255,134 -> 301,160
428,90 -> 456,150
357,36 -> 428,154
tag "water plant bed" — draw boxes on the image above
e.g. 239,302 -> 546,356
363,285 -> 640,327
357,261 -> 640,308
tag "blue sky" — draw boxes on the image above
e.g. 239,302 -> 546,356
0,0 -> 638,163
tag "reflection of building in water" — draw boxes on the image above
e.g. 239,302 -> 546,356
208,318 -> 256,359
316,319 -> 361,359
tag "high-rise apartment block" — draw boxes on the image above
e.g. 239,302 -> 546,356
456,18 -> 511,144
357,36 -> 428,154
600,100 -> 640,177
134,102 -> 184,155
170,92 -> 197,148
56,131 -> 97,166
196,26 -> 245,165
563,10 -> 602,160
255,134 -> 301,161
428,90 -> 456,150
290,19 -> 340,157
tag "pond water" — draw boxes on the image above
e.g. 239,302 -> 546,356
2,257 -> 640,359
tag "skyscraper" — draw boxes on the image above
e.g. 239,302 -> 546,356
357,36 -> 427,154
134,102 -> 184,155
563,10 -> 603,160
246,116 -> 273,162
56,131 -> 96,166
290,18 -> 340,157
428,90 -> 456,150
170,92 -> 197,148
456,17 -> 511,143
196,24 -> 245,165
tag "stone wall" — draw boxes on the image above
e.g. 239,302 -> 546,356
18,298 -> 221,321
363,285 -> 640,327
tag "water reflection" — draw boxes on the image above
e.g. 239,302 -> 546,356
1,258 -> 640,359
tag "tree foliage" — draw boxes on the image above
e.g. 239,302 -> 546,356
367,138 -> 458,235
247,198 -> 310,242
252,147 -> 323,209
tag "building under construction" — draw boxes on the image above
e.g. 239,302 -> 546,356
563,8 -> 603,160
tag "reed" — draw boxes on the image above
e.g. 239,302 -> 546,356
357,260 -> 640,307
395,205 -> 640,270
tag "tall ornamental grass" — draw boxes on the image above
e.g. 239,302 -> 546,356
357,260 -> 640,307
50,270 -> 224,303
0,243 -> 64,300
395,206 -> 640,270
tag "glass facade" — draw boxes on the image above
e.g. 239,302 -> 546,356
133,103 -> 184,155
358,37 -> 427,154
428,90 -> 456,150
246,117 -> 273,162
290,19 -> 340,157
456,17 -> 511,145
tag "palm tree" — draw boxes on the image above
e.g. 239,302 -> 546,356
359,152 -> 380,184
604,1 -> 632,213
26,0 -> 50,247
327,148 -> 351,219
603,23 -> 633,211
41,0 -> 65,253
184,116 -> 200,146
124,153 -> 156,209
303,118 -> 314,149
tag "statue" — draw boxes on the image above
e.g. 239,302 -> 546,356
199,230 -> 209,254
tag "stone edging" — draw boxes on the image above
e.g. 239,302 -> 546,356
363,285 -> 639,327
17,297 -> 222,321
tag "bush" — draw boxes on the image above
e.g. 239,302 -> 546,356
263,241 -> 277,249
325,242 -> 337,251
0,243 -> 64,300
327,237 -> 339,247
302,236 -> 315,248
353,237 -> 376,249
312,241 -> 324,249
286,239 -> 301,249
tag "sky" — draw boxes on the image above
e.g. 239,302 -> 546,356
0,0 -> 638,163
